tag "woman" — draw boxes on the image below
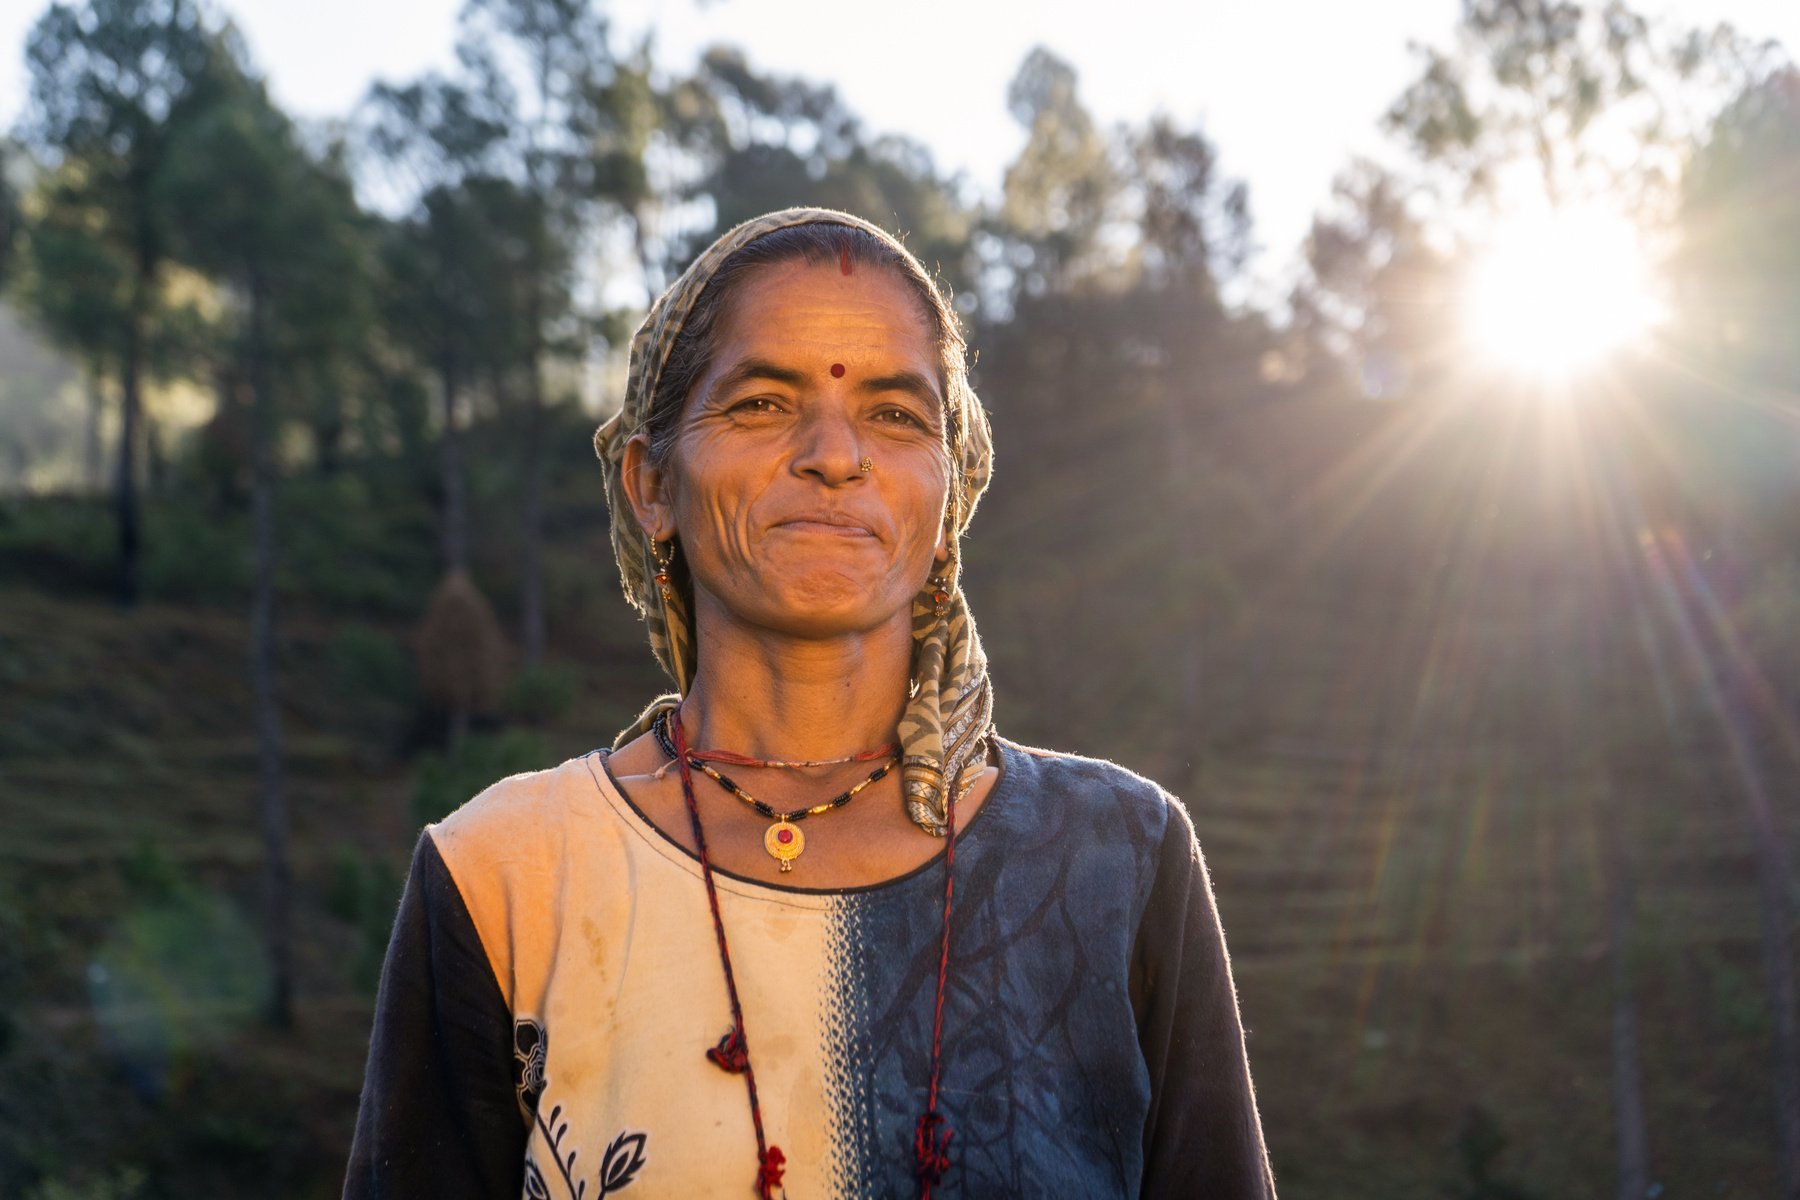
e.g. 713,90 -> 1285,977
344,208 -> 1275,1199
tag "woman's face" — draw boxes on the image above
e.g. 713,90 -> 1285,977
630,259 -> 953,643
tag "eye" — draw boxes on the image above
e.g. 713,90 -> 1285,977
874,405 -> 927,429
729,396 -> 786,416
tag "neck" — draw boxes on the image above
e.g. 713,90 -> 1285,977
679,606 -> 913,761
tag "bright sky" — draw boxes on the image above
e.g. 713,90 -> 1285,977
3,0 -> 1796,297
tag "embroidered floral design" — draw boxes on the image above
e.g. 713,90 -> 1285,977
537,1104 -> 586,1200
599,1131 -> 648,1195
531,1104 -> 650,1199
514,1018 -> 548,1120
516,1018 -> 647,1197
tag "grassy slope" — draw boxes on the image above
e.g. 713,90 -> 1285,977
1178,397 -> 1792,1199
1,395 -> 1795,1197
0,557 -> 668,1197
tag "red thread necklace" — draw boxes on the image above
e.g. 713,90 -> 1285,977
680,734 -> 899,770
654,710 -> 894,872
668,706 -> 959,1198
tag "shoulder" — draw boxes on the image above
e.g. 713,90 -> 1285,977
987,737 -> 1192,900
421,754 -> 616,1011
427,754 -> 608,880
994,735 -> 1186,841
968,738 -> 1192,947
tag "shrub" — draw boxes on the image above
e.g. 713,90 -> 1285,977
330,625 -> 417,708
141,502 -> 248,604
1450,1105 -> 1541,1200
23,1167 -> 148,1200
0,495 -> 115,593
327,845 -> 404,994
121,837 -> 183,903
415,571 -> 509,727
279,474 -> 438,616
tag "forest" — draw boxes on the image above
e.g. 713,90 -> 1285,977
2,0 -> 1800,1196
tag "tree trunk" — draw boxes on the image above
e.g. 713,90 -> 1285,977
1162,385 -> 1204,739
1723,681 -> 1800,1195
86,369 -> 106,493
247,277 -> 294,1029
440,356 -> 474,743
519,146 -> 549,670
1602,777 -> 1652,1200
313,381 -> 344,476
518,188 -> 543,676
519,365 -> 546,669
1757,817 -> 1800,1200
1592,489 -> 1651,1200
440,357 -> 468,575
1156,311 -> 1207,777
115,310 -> 143,607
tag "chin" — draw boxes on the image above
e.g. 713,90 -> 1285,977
729,573 -> 915,640
778,588 -> 903,637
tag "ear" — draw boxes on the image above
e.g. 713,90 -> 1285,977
933,519 -> 952,565
621,432 -> 676,542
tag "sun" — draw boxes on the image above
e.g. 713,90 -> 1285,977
1463,207 -> 1665,380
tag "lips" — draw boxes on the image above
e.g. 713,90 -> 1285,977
773,512 -> 879,538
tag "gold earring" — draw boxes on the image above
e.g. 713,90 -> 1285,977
929,573 -> 951,619
860,456 -> 873,474
651,539 -> 676,605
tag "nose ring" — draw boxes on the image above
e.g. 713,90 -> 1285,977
860,457 -> 873,474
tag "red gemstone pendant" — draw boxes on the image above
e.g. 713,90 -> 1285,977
764,820 -> 804,871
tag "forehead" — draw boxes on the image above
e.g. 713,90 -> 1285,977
709,260 -> 938,369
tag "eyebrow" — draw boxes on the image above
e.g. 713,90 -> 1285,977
708,358 -> 943,409
708,357 -> 808,397
857,369 -> 942,410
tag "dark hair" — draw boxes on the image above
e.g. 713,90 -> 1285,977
643,223 -> 970,475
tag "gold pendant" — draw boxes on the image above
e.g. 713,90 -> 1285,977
764,820 -> 804,872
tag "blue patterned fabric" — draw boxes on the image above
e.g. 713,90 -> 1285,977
820,743 -> 1167,1196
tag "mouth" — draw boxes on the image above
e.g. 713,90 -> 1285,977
774,514 -> 879,539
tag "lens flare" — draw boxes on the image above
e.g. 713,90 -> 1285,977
1463,208 -> 1665,380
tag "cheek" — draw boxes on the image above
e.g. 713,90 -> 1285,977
665,456 -> 741,555
904,456 -> 955,554
931,450 -> 956,527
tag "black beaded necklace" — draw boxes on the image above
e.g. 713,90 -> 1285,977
653,708 -> 895,873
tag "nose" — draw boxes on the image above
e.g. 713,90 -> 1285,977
790,404 -> 866,486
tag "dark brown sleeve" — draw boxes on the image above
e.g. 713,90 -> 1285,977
1132,801 -> 1277,1199
342,831 -> 526,1199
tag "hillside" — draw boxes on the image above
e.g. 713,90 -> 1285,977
2,392 -> 1797,1197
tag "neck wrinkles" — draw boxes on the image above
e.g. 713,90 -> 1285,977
681,604 -> 914,762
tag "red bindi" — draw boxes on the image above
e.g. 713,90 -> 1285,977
839,246 -> 852,276
830,363 -> 846,378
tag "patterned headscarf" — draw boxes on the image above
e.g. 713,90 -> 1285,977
593,208 -> 994,835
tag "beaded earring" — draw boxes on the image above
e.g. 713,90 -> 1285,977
928,574 -> 951,619
652,538 -> 676,606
